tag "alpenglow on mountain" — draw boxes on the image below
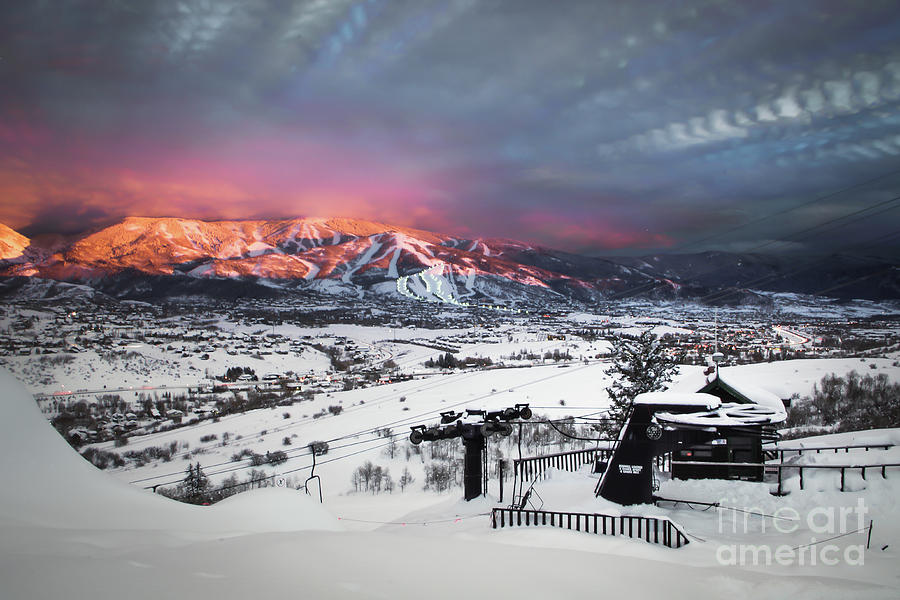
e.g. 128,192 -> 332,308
0,217 -> 896,304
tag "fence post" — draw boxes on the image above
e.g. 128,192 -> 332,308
498,460 -> 504,504
799,467 -> 804,490
841,468 -> 845,492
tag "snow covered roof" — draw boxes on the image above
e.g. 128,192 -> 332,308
633,392 -> 721,409
700,372 -> 787,418
656,402 -> 786,427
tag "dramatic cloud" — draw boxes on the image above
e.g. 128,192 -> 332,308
1,0 -> 899,255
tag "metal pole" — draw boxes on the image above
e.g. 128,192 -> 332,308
517,422 -> 524,499
482,436 -> 488,498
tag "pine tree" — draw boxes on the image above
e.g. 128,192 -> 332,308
181,462 -> 210,505
601,331 -> 677,438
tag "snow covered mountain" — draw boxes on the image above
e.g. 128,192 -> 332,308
0,217 -> 646,303
0,217 -> 896,304
0,223 -> 29,261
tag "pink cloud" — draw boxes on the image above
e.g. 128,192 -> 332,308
517,210 -> 673,251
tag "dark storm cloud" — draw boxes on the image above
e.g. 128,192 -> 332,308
19,200 -> 116,237
1,0 -> 899,255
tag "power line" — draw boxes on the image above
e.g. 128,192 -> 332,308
698,221 -> 900,304
678,167 -> 900,252
145,437 -> 401,489
122,361 -> 604,487
129,430 -> 407,484
117,370 -> 482,469
608,169 -> 900,301
135,408 -> 613,487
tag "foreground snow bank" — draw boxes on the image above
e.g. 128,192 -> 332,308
0,368 -> 340,534
212,487 -> 341,533
2,367 -> 898,599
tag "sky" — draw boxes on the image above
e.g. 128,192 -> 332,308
1,0 -> 899,257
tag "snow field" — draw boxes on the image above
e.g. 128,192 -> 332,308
3,356 -> 900,598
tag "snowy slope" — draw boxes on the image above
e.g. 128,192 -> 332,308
0,368 -> 339,533
2,366 -> 899,599
0,223 -> 29,260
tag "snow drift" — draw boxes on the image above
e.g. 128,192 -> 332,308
0,367 -> 340,534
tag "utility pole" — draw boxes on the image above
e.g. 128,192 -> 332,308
712,308 -> 724,375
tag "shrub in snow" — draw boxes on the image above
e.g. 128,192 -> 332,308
424,463 -> 455,492
80,447 -> 125,469
266,450 -> 288,465
399,467 -> 414,492
787,371 -> 900,433
308,441 -> 329,455
351,461 -> 393,494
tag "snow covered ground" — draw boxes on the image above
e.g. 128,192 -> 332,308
83,355 -> 895,496
2,351 -> 900,598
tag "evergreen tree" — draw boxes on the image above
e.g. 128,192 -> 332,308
181,462 -> 211,505
601,331 -> 677,438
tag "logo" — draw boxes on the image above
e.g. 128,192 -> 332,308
618,464 -> 643,475
716,498 -> 869,567
646,423 -> 662,440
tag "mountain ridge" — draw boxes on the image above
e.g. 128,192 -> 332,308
1,216 -> 896,304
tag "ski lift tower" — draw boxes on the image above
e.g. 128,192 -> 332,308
409,404 -> 532,501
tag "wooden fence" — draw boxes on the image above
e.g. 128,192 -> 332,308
672,459 -> 900,494
490,507 -> 690,549
513,447 -> 609,483
763,443 -> 895,463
